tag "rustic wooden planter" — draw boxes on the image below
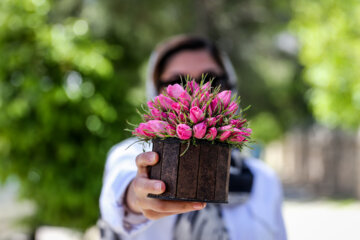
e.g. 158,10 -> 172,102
148,138 -> 231,203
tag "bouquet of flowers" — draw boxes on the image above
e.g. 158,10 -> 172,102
130,76 -> 251,153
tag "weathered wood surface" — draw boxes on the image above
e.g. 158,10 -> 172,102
149,138 -> 230,203
177,143 -> 200,198
150,139 -> 163,180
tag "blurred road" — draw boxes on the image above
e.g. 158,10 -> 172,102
284,200 -> 360,240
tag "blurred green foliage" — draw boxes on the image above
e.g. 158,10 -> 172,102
0,0 -> 140,229
291,0 -> 360,128
1,0 -> 357,231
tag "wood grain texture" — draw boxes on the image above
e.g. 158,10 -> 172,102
150,139 -> 163,180
196,142 -> 218,201
160,140 -> 180,197
176,143 -> 200,198
215,145 -> 231,202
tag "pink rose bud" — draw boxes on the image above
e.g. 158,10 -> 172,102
135,123 -> 155,138
147,120 -> 169,137
204,127 -> 217,141
144,114 -> 151,121
161,112 -> 168,119
186,80 -> 199,94
167,84 -> 186,99
218,125 -> 233,141
206,117 -> 217,127
147,100 -> 155,110
150,108 -> 162,119
158,95 -> 176,110
216,115 -> 224,125
168,112 -> 178,125
199,92 -> 210,104
200,81 -> 211,92
201,104 -> 207,113
178,91 -> 191,107
179,112 -> 187,123
171,102 -> 181,114
193,122 -> 207,139
191,98 -> 200,108
225,101 -> 238,116
168,112 -> 177,120
189,106 -> 205,124
228,135 -> 246,143
230,119 -> 246,128
176,124 -> 192,140
219,131 -> 232,141
238,128 -> 252,136
217,90 -> 232,109
210,98 -> 220,115
166,125 -> 176,136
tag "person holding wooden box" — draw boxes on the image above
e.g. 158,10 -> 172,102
99,35 -> 287,240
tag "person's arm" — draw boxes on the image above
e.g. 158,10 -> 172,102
99,138 -> 206,237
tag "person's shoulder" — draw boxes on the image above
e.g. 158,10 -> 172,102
245,157 -> 280,187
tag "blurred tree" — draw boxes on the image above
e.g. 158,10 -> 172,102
290,0 -> 360,129
0,0 -> 138,229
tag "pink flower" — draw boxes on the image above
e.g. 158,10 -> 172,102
230,119 -> 246,128
147,100 -> 155,110
161,112 -> 168,119
191,98 -> 200,108
171,102 -> 189,115
224,101 -> 238,116
150,108 -> 162,120
176,124 -> 192,140
179,112 -> 187,123
199,92 -> 210,103
228,135 -> 246,143
147,120 -> 169,137
189,106 -> 205,124
206,117 -> 217,127
166,125 -> 176,136
204,127 -> 217,141
218,125 -> 233,141
210,98 -> 220,115
134,123 -> 155,138
167,84 -> 186,99
178,91 -> 191,107
158,95 -> 176,110
186,80 -> 199,94
200,81 -> 211,93
217,90 -> 232,109
216,115 -> 224,125
193,122 -> 207,139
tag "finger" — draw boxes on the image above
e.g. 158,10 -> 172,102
135,152 -> 159,177
133,177 -> 165,196
141,198 -> 206,213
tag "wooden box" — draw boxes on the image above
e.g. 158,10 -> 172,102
148,138 -> 231,203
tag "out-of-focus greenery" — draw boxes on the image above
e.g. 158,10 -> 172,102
1,0 -> 356,231
0,0 -> 140,229
290,0 -> 360,128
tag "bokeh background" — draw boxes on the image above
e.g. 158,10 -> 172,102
1,0 -> 360,239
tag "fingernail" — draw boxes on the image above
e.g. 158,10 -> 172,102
148,153 -> 156,162
155,182 -> 162,191
193,203 -> 204,210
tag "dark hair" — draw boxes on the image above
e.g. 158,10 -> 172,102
153,36 -> 227,91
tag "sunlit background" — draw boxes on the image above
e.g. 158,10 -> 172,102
1,0 -> 360,239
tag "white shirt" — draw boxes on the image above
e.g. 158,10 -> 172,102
99,138 -> 287,240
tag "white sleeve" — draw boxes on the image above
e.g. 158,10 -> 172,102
99,138 -> 154,237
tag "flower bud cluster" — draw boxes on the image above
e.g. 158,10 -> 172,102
132,78 -> 251,146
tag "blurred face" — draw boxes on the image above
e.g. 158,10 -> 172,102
158,49 -> 227,93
